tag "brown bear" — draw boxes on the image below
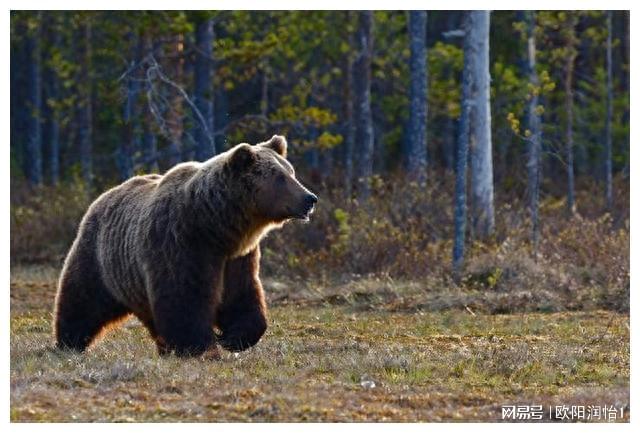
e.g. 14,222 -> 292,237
53,135 -> 317,357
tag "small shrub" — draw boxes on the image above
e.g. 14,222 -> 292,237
10,182 -> 91,263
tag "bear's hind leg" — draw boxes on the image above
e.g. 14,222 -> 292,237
54,268 -> 129,352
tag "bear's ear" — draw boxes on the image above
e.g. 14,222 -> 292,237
228,143 -> 256,171
259,135 -> 288,158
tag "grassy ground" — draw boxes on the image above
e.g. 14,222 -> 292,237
10,265 -> 629,422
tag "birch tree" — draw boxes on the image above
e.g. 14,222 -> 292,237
469,10 -> 494,239
526,11 -> 542,247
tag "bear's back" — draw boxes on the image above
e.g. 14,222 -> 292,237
156,162 -> 201,190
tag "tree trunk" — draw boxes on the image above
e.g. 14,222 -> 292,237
605,10 -> 613,210
525,11 -> 542,248
25,13 -> 43,186
564,75 -> 575,213
321,145 -> 334,181
42,14 -> 61,185
167,35 -> 185,166
78,20 -> 93,187
343,12 -> 355,197
119,32 -> 139,181
373,121 -> 385,173
353,11 -> 374,199
622,11 -> 629,91
407,11 -> 428,184
260,61 -> 269,117
214,86 -> 229,152
452,12 -> 473,275
141,32 -> 158,172
443,11 -> 459,173
442,116 -> 455,171
193,18 -> 215,161
564,15 -> 577,215
182,33 -> 195,162
11,15 -> 27,176
469,11 -> 495,239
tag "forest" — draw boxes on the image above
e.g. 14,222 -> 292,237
10,10 -> 630,422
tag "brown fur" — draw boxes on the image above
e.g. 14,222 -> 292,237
53,135 -> 317,356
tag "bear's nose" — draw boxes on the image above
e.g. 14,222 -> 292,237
305,193 -> 318,206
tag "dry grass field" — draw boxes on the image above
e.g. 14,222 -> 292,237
10,264 -> 629,422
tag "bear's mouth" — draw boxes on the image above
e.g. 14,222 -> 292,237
289,204 -> 315,222
299,207 -> 313,222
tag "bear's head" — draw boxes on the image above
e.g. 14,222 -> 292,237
227,135 -> 318,223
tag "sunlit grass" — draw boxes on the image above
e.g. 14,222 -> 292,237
10,265 -> 629,422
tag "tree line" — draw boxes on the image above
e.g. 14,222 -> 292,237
10,10 -> 630,270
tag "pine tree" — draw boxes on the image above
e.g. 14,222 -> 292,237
407,11 -> 428,184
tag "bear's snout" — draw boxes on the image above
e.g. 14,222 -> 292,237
305,193 -> 318,208
298,193 -> 317,220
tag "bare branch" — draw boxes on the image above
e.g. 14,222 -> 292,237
146,55 -> 214,150
443,29 -> 465,39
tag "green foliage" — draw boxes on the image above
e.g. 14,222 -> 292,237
371,11 -> 411,168
501,9 -> 631,177
428,42 -> 463,119
9,11 -> 630,183
330,208 -> 351,255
